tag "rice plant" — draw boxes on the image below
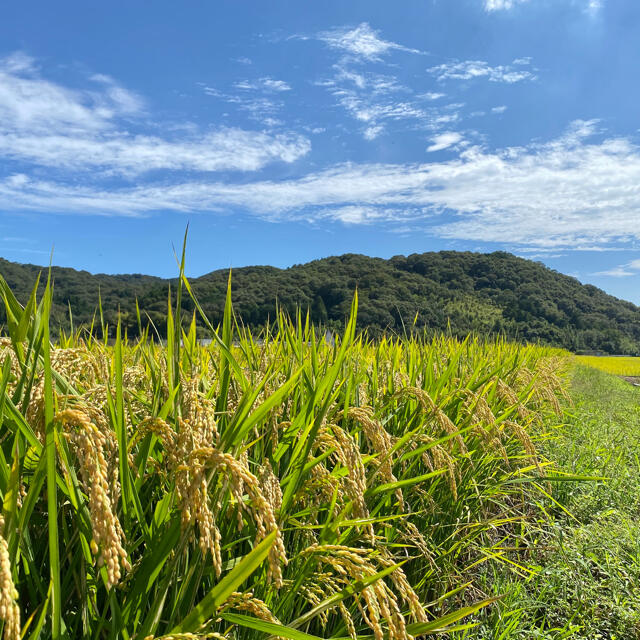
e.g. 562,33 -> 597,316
0,265 -> 570,640
575,355 -> 640,376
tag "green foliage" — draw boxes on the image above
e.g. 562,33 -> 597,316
1,251 -> 639,353
460,365 -> 640,638
0,270 -> 570,639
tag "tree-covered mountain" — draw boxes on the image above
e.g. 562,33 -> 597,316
1,251 -> 638,354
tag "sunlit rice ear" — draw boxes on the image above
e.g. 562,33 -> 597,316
0,516 -> 20,640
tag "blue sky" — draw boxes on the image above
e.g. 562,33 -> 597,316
2,0 -> 640,301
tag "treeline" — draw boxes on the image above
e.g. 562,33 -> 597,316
1,251 -> 639,354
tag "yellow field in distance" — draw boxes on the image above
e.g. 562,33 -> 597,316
576,355 -> 640,376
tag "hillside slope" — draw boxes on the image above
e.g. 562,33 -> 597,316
0,251 -> 638,353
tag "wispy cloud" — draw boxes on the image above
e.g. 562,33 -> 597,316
311,26 -> 466,139
427,132 -> 464,152
593,267 -> 635,277
428,58 -> 536,83
484,0 -> 528,11
0,129 -> 311,174
202,74 -> 294,126
317,22 -> 423,61
8,120 -> 640,253
484,0 -> 603,13
594,258 -> 640,277
204,84 -> 283,124
234,77 -> 291,92
0,53 -> 309,175
3,50 -> 631,255
586,0 -> 604,15
0,52 -> 143,134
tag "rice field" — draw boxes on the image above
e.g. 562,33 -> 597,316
0,270 -> 572,640
575,355 -> 640,376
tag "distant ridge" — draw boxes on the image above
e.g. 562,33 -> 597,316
1,251 -> 638,354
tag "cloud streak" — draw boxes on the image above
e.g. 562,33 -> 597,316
6,120 -> 640,252
484,0 -> 528,11
427,132 -> 464,152
0,129 -> 311,174
484,0 -> 604,13
317,23 -> 423,61
0,53 -> 309,176
312,25 -> 467,139
594,259 -> 640,277
428,59 -> 536,83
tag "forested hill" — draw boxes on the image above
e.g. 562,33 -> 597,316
0,251 -> 638,354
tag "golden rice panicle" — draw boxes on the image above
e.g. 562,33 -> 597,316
340,601 -> 358,640
496,378 -> 518,405
303,572 -> 358,639
324,424 -> 372,539
57,409 -> 130,589
462,389 -> 496,425
532,369 -> 564,416
302,461 -> 345,507
515,366 -> 535,390
433,407 -> 467,454
417,437 -> 458,499
393,385 -> 434,413
183,448 -> 287,586
302,545 -> 411,640
297,581 -> 330,625
380,554 -> 429,624
144,633 -> 228,640
0,516 -> 20,640
400,520 -> 436,568
395,386 -> 467,453
496,379 -> 531,421
503,420 -> 542,472
223,591 -> 281,624
0,340 -> 21,390
177,461 -> 222,577
343,405 -> 404,509
51,348 -> 94,387
130,417 -> 176,453
181,377 -> 219,445
25,377 -> 46,444
258,461 -> 282,514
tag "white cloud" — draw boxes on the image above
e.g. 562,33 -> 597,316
364,125 -> 384,140
321,205 -> 388,224
263,78 -> 291,92
587,0 -> 603,14
484,0 -> 528,11
234,77 -> 291,92
317,58 -> 462,139
427,132 -> 464,152
312,24 -> 517,141
0,129 -> 310,174
485,0 -> 603,13
0,53 -> 309,175
0,53 -> 143,134
593,267 -> 635,277
491,105 -> 508,114
318,22 -> 423,61
202,84 -> 287,125
8,121 -> 640,252
428,59 -> 536,83
594,258 -> 640,277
